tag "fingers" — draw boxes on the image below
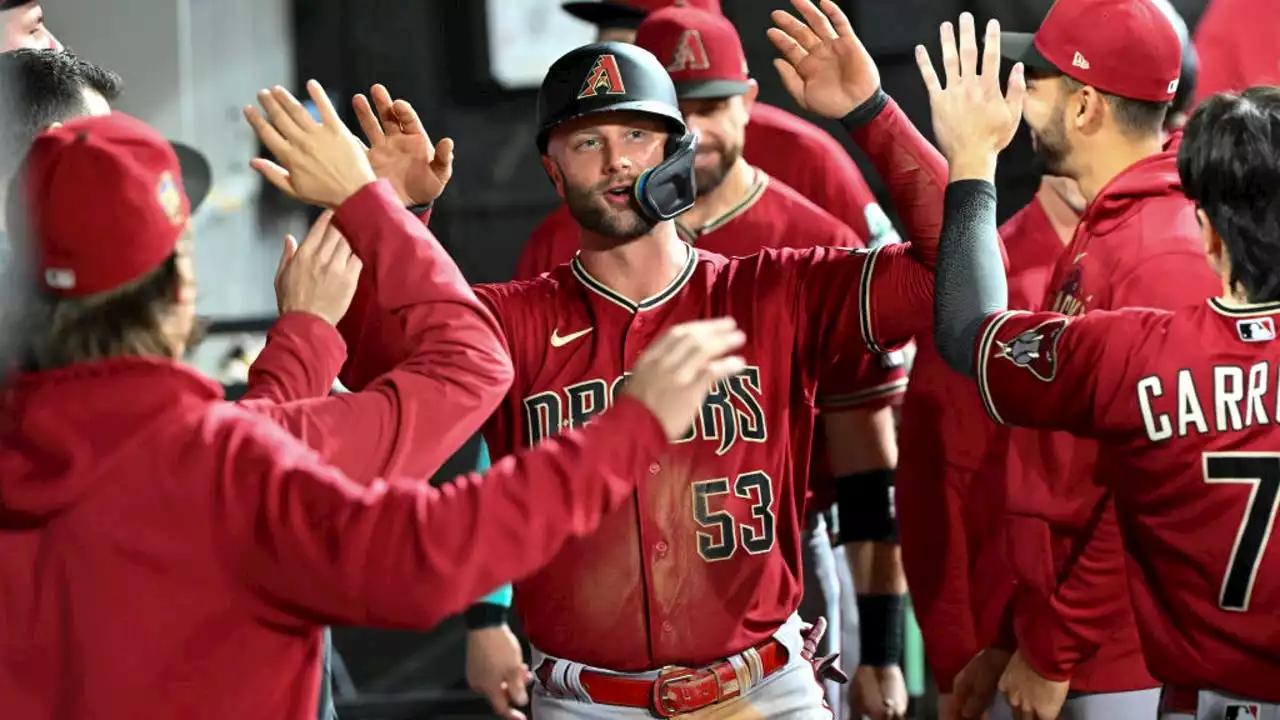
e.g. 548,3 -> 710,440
307,79 -> 344,128
393,98 -> 429,139
1005,62 -> 1027,117
432,137 -> 455,182
791,0 -> 838,41
939,21 -> 960,89
303,209 -> 336,245
958,13 -> 978,79
243,106 -> 291,160
312,221 -> 346,267
276,234 -> 297,278
770,10 -> 822,53
915,44 -> 942,95
818,0 -> 855,39
352,93 -> 385,145
271,85 -> 319,133
248,157 -> 295,197
772,57 -> 807,104
370,83 -> 401,136
257,88 -> 305,141
981,18 -> 1003,84
505,665 -> 530,707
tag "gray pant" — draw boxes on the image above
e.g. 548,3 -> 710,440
317,628 -> 337,720
800,512 -> 857,719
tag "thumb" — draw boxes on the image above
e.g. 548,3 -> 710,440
772,59 -> 807,108
432,137 -> 455,182
1004,62 -> 1027,118
507,666 -> 530,706
276,234 -> 298,277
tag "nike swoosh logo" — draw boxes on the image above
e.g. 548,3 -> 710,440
550,327 -> 593,348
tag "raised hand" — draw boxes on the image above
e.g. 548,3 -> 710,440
623,318 -> 747,440
274,210 -> 363,326
915,14 -> 1026,179
767,0 -> 880,119
244,80 -> 377,208
352,84 -> 454,207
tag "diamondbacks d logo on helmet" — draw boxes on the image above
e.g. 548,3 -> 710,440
577,54 -> 627,99
993,317 -> 1069,381
668,30 -> 710,72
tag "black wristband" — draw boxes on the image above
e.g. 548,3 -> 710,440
463,602 -> 508,630
839,88 -> 890,133
835,469 -> 897,545
407,201 -> 434,215
857,593 -> 905,667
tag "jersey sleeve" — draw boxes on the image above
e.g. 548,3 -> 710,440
974,310 -> 1147,435
236,312 -> 346,405
255,180 -> 513,482
217,395 -> 667,631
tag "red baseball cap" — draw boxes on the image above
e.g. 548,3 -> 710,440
1002,0 -> 1181,103
562,0 -> 722,30
14,112 -> 196,298
635,6 -> 749,99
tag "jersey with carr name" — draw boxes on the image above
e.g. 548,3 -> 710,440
474,242 -> 931,671
975,299 -> 1280,700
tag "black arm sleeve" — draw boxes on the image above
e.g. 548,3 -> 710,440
934,179 -> 1007,377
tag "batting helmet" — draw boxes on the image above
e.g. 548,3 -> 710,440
536,41 -> 697,223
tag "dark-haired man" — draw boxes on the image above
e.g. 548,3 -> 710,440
930,79 -> 1280,719
946,0 -> 1222,717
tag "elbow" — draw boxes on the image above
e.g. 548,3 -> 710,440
933,316 -> 983,378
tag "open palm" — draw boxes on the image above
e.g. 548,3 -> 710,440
767,0 -> 880,119
353,84 -> 454,207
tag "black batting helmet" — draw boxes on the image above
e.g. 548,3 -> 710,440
535,41 -> 697,223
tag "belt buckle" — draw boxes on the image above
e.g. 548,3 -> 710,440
652,666 -> 701,718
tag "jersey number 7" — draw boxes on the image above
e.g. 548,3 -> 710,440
1203,452 -> 1280,612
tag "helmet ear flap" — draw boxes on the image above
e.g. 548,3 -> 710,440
632,131 -> 698,223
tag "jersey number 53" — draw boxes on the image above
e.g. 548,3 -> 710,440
691,471 -> 778,562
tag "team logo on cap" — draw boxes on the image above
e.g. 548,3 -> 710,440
993,317 -> 1069,381
668,30 -> 710,72
577,54 -> 627,99
156,171 -> 184,225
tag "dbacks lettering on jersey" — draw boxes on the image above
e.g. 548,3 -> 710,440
1051,263 -> 1091,316
524,366 -> 767,455
1138,360 -> 1280,443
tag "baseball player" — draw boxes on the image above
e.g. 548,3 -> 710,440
334,4 -> 951,715
515,0 -> 897,281
909,1 -> 1225,717
0,0 -> 58,51
0,86 -> 749,718
926,43 -> 1280,715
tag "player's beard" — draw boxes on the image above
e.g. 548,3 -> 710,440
694,141 -> 741,198
562,174 -> 656,243
1029,106 -> 1073,179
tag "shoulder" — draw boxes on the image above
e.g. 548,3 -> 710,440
530,204 -> 577,239
759,179 -> 860,248
748,103 -> 844,152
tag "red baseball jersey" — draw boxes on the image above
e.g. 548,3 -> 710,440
976,299 -> 1280,701
474,242 -> 932,670
513,102 -> 888,280
1001,150 -> 1222,688
1192,0 -> 1280,104
894,192 -> 1064,688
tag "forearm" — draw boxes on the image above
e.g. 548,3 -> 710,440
934,179 -> 1007,377
238,312 -> 346,405
841,91 -> 949,266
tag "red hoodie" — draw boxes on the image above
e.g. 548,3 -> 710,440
0,181 -> 673,720
1002,145 -> 1221,689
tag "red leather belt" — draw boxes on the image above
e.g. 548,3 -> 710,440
535,638 -> 789,718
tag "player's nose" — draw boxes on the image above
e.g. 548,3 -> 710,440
601,145 -> 634,176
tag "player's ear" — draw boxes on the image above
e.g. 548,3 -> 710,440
540,155 -> 566,198
1197,207 -> 1225,275
741,80 -> 759,112
1075,86 -> 1105,133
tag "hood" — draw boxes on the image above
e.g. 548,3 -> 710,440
1079,148 -> 1183,237
0,357 -> 222,524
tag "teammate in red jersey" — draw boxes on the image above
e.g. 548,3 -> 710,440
894,171 -> 1072,717
930,61 -> 1280,717
1191,0 -> 1280,105
513,0 -> 893,282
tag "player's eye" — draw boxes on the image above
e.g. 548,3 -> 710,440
574,137 -> 600,151
626,129 -> 648,141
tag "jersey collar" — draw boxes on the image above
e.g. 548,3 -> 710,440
571,243 -> 697,313
1207,297 -> 1280,318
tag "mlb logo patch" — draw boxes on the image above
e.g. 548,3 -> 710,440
1236,317 -> 1276,343
1224,702 -> 1260,719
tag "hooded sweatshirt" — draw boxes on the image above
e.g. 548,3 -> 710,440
0,181 -> 671,720
1003,144 -> 1222,688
